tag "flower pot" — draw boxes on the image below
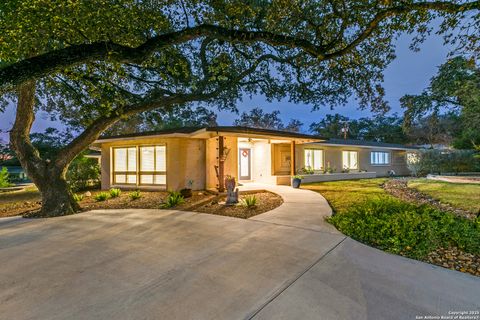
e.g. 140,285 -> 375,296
291,178 -> 302,188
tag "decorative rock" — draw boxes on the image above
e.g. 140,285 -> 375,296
84,191 -> 92,197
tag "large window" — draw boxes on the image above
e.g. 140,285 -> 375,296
112,145 -> 166,186
370,151 -> 390,165
113,147 -> 137,184
139,146 -> 166,185
342,151 -> 358,170
304,149 -> 324,170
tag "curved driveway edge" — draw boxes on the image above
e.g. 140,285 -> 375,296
0,186 -> 479,320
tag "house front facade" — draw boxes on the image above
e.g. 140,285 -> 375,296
91,126 -> 418,191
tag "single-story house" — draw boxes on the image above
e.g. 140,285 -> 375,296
91,126 -> 418,191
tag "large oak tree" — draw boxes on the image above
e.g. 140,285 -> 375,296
0,0 -> 478,217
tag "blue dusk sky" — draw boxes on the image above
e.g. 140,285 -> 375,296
0,29 -> 450,141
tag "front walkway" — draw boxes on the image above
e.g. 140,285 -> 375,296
240,183 -> 339,234
0,186 -> 478,320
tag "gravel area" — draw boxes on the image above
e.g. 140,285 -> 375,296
428,247 -> 480,277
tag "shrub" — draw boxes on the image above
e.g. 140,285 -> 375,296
241,195 -> 257,208
129,190 -> 142,200
328,197 -> 480,259
72,193 -> 84,202
0,167 -> 13,188
413,149 -> 480,175
109,188 -> 121,198
162,191 -> 184,208
67,156 -> 100,192
94,192 -> 109,202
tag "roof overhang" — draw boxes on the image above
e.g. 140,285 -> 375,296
306,142 -> 419,151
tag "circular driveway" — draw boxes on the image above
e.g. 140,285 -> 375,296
0,186 -> 478,319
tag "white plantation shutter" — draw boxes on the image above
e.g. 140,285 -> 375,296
155,146 -> 166,171
140,147 -> 155,171
114,148 -> 127,171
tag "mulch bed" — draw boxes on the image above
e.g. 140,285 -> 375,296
79,190 -> 215,211
382,179 -> 477,220
1,189 -> 283,220
383,178 -> 480,277
191,191 -> 283,219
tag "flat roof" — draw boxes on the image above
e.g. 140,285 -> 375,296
95,126 -> 324,142
312,138 -> 419,150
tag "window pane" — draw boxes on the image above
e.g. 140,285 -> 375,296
114,148 -> 127,171
350,152 -> 358,169
342,151 -> 349,169
155,146 -> 166,171
313,150 -> 323,170
115,174 -> 126,184
304,149 -> 312,168
140,147 -> 155,171
127,174 -> 137,184
140,174 -> 153,184
154,174 -> 166,185
127,148 -> 137,171
385,153 -> 389,164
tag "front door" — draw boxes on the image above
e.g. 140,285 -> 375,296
239,148 -> 251,180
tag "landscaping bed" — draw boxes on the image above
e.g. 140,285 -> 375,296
304,178 -> 480,277
0,188 -> 283,220
191,191 -> 283,219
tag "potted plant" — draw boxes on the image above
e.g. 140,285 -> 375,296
291,174 -> 303,188
180,179 -> 193,198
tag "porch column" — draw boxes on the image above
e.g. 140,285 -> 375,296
290,140 -> 296,175
218,136 -> 225,192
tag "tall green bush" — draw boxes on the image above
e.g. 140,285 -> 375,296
414,149 -> 480,175
66,156 -> 100,192
0,167 -> 12,188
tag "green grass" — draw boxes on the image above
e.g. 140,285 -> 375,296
303,178 -> 391,213
0,185 -> 40,205
304,178 -> 480,260
408,179 -> 480,213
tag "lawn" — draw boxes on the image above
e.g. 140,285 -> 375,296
408,179 -> 480,213
302,178 -> 391,213
303,178 -> 480,276
0,185 -> 41,217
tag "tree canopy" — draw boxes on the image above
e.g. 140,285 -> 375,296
309,113 -> 408,143
401,56 -> 480,148
234,107 -> 303,132
1,0 -> 478,216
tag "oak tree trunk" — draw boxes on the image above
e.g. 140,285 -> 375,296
10,80 -> 80,217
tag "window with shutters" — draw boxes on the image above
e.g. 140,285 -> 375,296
139,146 -> 166,185
112,145 -> 166,186
113,147 -> 137,184
370,151 -> 390,165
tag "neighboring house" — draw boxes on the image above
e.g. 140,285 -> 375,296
91,126 -> 418,191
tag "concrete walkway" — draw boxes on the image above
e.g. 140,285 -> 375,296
242,183 -> 339,234
0,185 -> 479,320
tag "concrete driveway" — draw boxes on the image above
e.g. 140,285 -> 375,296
0,187 -> 479,320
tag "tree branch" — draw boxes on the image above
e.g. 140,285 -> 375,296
1,0 -> 477,90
